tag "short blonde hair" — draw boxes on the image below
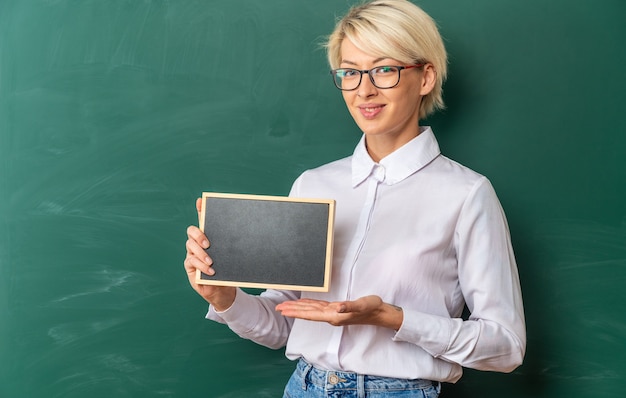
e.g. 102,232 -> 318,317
326,0 -> 447,119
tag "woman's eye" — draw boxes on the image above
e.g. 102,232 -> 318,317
342,69 -> 359,78
373,66 -> 397,75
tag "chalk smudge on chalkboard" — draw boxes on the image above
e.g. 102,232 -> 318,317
49,269 -> 137,304
45,268 -> 158,313
98,354 -> 141,373
48,319 -> 122,346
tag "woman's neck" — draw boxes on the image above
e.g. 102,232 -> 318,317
364,128 -> 422,163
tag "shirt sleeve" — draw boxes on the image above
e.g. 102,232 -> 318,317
207,288 -> 300,349
393,177 -> 526,372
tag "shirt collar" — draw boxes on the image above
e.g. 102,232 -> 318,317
351,126 -> 441,187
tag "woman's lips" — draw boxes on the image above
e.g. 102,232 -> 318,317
358,104 -> 385,119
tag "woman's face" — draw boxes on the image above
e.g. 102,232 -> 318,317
339,39 -> 433,148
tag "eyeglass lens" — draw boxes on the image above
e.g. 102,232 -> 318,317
333,66 -> 401,90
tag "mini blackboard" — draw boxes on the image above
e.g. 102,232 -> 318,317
195,192 -> 335,292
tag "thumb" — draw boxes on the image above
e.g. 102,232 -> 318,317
336,300 -> 358,313
196,197 -> 203,222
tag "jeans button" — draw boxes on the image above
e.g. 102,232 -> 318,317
328,373 -> 339,385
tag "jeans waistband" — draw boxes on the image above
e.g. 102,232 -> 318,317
295,358 -> 437,392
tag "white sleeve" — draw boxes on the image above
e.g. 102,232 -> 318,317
393,178 -> 526,372
207,288 -> 300,349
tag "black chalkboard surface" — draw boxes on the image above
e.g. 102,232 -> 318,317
197,192 -> 335,291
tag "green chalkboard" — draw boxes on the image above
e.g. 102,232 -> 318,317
1,0 -> 625,397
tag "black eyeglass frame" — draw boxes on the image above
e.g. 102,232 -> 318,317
329,64 -> 425,91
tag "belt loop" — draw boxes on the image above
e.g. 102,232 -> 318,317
357,374 -> 365,398
301,360 -> 313,391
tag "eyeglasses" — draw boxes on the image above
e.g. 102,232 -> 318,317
330,64 -> 425,91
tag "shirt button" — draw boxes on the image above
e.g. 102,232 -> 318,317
373,165 -> 386,182
328,373 -> 339,385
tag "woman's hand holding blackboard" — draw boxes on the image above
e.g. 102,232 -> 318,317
275,296 -> 403,331
184,199 -> 236,311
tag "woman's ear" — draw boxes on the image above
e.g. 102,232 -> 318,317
419,63 -> 437,96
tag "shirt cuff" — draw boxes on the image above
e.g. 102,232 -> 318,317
393,309 -> 453,357
206,287 -> 239,321
205,288 -> 261,331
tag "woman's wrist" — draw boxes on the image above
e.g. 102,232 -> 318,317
206,287 -> 237,312
379,302 -> 404,331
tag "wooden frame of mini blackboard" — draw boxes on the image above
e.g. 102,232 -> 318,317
195,192 -> 335,292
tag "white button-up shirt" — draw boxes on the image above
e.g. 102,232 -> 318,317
207,127 -> 526,383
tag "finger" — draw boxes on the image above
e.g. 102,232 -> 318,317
276,301 -> 337,316
276,299 -> 328,310
187,225 -> 210,249
286,298 -> 331,306
196,197 -> 203,218
184,255 -> 214,277
186,238 -> 212,264
276,302 -> 314,314
337,300 -> 361,313
340,297 -> 377,314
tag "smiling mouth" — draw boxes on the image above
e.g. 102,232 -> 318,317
359,105 -> 384,118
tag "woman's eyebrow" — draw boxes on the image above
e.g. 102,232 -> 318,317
340,57 -> 393,66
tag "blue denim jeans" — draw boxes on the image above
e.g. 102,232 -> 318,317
283,359 -> 441,398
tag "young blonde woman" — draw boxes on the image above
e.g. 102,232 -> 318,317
184,1 -> 526,396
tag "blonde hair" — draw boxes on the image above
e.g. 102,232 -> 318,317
326,0 -> 447,119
